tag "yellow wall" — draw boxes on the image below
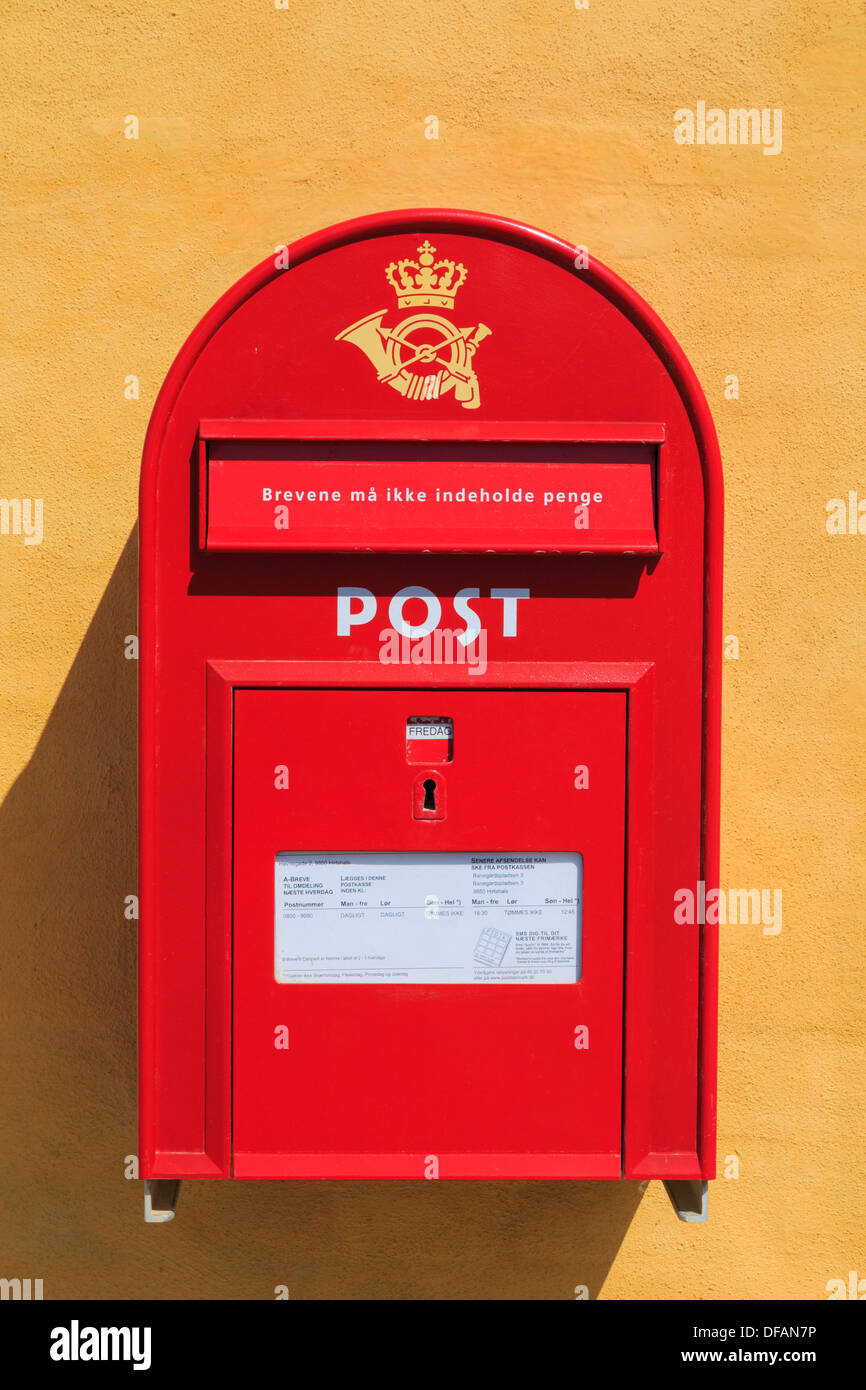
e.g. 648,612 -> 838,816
1,0 -> 863,1300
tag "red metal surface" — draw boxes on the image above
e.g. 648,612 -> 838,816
139,207 -> 722,1183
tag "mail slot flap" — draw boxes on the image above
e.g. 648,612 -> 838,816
199,420 -> 662,554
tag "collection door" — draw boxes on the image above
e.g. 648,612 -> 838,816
232,688 -> 626,1178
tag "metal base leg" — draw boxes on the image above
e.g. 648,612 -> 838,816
664,1178 -> 708,1223
144,1179 -> 181,1223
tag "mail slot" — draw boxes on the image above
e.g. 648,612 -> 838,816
201,429 -> 660,553
139,208 -> 722,1223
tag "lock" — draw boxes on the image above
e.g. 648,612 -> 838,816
413,770 -> 446,820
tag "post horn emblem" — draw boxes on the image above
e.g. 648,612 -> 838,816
336,240 -> 491,409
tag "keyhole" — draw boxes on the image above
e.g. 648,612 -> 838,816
422,778 -> 437,812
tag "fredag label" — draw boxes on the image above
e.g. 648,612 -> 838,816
274,851 -> 583,984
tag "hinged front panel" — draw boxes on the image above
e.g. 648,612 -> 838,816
232,688 -> 626,1178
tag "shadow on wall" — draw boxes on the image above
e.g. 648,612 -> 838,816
0,525 -> 643,1300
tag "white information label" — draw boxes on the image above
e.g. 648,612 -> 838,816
406,719 -> 453,740
274,851 -> 582,983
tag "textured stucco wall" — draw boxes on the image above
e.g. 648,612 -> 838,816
1,0 -> 863,1300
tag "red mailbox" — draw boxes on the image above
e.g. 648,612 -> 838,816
139,209 -> 722,1223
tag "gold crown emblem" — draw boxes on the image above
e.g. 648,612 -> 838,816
385,240 -> 468,310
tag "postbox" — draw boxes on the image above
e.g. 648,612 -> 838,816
139,209 -> 722,1224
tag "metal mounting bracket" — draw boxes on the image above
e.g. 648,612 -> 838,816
663,1178 -> 708,1223
144,1179 -> 181,1223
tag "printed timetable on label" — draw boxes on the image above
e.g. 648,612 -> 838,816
274,851 -> 583,984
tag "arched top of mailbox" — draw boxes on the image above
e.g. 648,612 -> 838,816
142,208 -> 721,508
